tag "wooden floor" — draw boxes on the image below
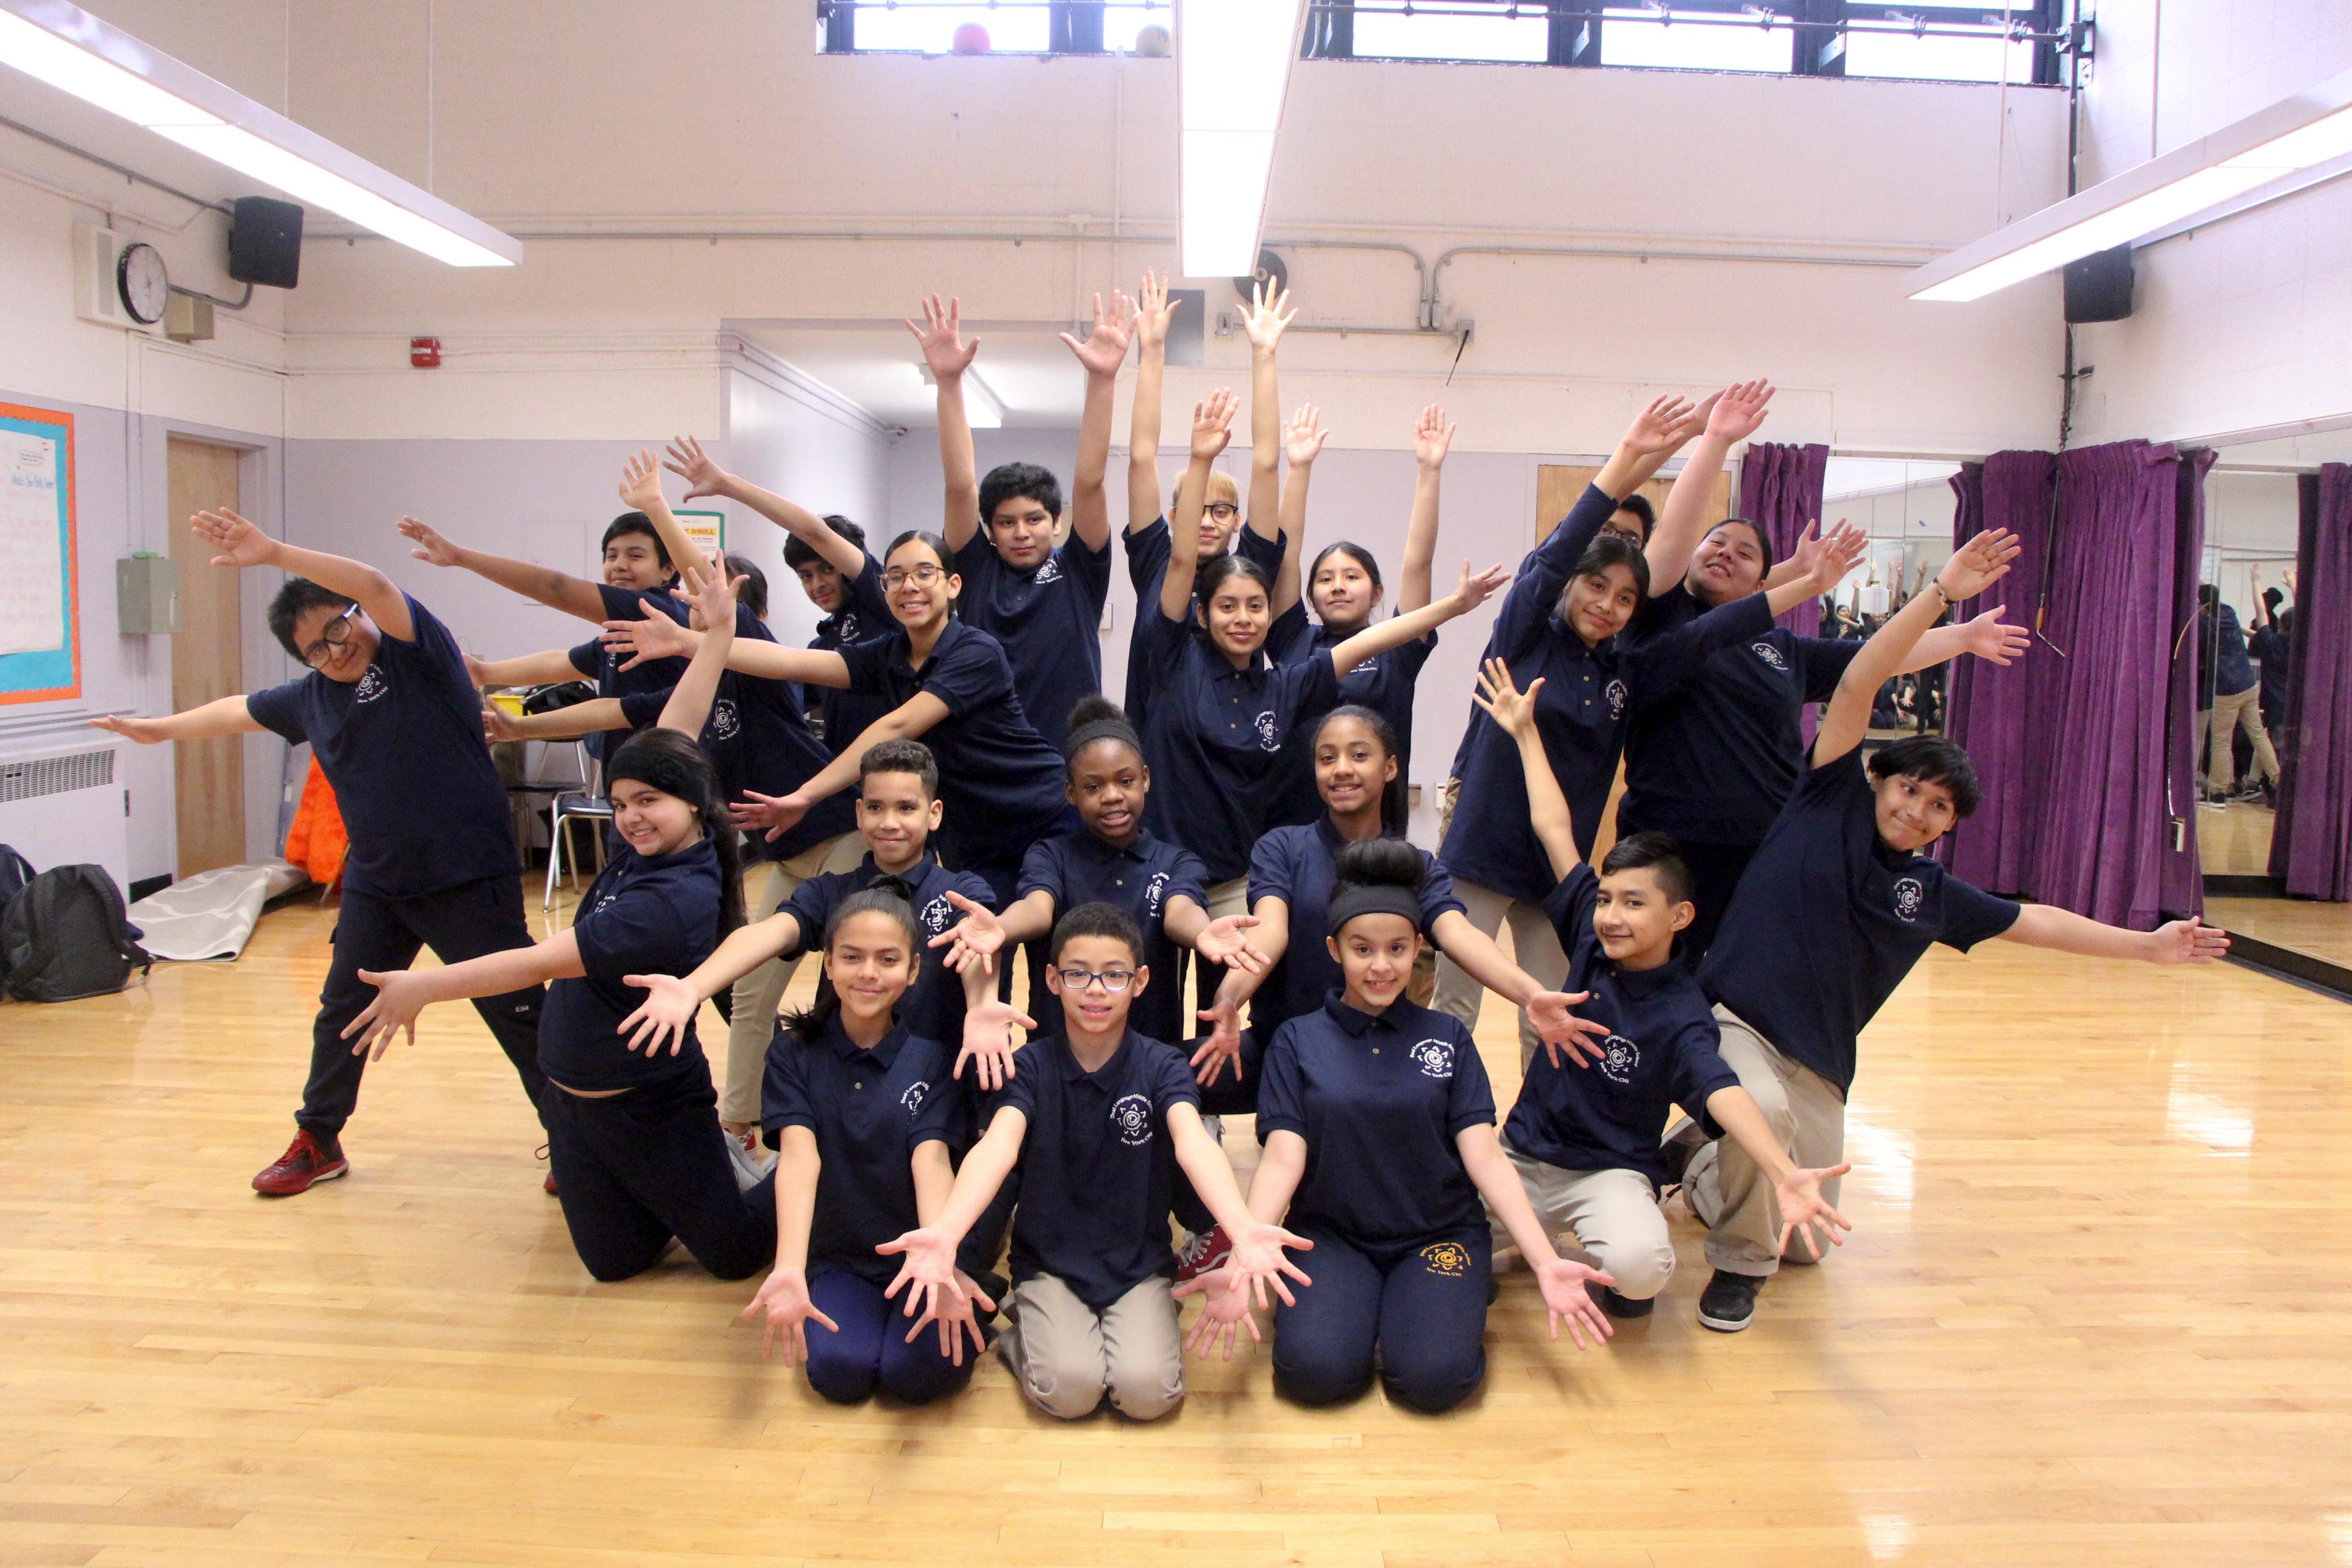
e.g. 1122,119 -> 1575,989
2198,798 -> 2276,878
3,879 -> 2350,1567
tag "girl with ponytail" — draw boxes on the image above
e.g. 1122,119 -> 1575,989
345,558 -> 776,1285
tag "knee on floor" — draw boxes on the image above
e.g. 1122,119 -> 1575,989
1380,1343 -> 1486,1415
1018,1352 -> 1110,1420
1106,1365 -> 1184,1422
804,1350 -> 881,1407
1272,1343 -> 1375,1407
1590,1239 -> 1676,1301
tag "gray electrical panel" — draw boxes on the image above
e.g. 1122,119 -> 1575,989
116,554 -> 178,634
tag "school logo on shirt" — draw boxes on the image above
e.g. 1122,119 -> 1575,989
1109,1092 -> 1154,1147
591,891 -> 619,917
1600,1033 -> 1640,1085
708,699 -> 740,741
901,1081 -> 930,1116
1889,876 -> 1927,922
1407,1039 -> 1455,1079
1750,641 -> 1788,672
1254,710 -> 1281,753
919,894 -> 956,936
1033,556 -> 1064,587
1419,1241 -> 1471,1278
835,612 -> 862,644
1143,870 -> 1170,921
1604,678 -> 1628,718
352,666 -> 389,704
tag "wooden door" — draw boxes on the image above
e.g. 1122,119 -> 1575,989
1533,463 -> 1733,861
168,438 -> 247,878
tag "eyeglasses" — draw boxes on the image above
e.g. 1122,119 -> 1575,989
297,605 -> 360,669
1056,966 -> 1136,993
1204,503 -> 1240,522
881,564 -> 947,589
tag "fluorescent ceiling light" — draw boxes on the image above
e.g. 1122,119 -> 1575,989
1177,0 -> 1307,278
0,0 -> 519,267
1911,62 -> 2352,303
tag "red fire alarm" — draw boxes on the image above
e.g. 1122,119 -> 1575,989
410,336 -> 442,368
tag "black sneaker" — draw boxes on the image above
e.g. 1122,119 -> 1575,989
1697,1269 -> 1761,1333
1590,1281 -> 1654,1320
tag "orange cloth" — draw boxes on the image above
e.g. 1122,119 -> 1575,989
282,756 -> 349,887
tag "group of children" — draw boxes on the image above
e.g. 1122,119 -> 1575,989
93,274 -> 2230,1421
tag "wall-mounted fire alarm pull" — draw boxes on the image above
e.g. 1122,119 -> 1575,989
411,336 -> 442,368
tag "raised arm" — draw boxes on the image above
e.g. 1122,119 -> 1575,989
1646,380 -> 1772,589
735,691 -> 956,843
615,450 -> 706,607
1128,270 -> 1175,537
1398,404 -> 1454,615
197,510 -> 415,642
1897,610 -> 2031,676
1060,291 -> 1134,553
396,514 -> 602,625
1240,281 -> 1295,549
1595,393 -> 1707,506
1272,404 -> 1325,620
652,556 -> 738,738
91,696 -> 266,746
1161,390 -> 1238,623
664,435 -> 868,586
1326,560 -> 1508,679
908,295 -> 983,550
1471,658 -> 1580,883
1814,529 -> 2020,767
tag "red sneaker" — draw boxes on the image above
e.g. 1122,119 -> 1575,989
1173,1224 -> 1233,1284
252,1130 -> 348,1196
538,1143 -> 557,1196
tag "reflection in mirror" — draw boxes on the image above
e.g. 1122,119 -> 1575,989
1820,457 -> 1961,738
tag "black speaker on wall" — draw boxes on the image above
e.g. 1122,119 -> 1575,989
2063,243 -> 2134,323
228,196 -> 304,289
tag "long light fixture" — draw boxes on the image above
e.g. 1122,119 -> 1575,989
1177,0 -> 1308,279
0,0 -> 520,267
1912,62 -> 2352,302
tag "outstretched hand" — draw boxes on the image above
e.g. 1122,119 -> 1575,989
341,968 -> 427,1062
1791,518 -> 1868,595
398,514 -> 464,568
1620,392 -> 1703,457
2149,916 -> 2230,965
1192,914 -> 1270,977
662,435 -> 730,502
1705,379 -> 1776,444
1526,990 -> 1610,1071
907,294 -> 980,382
1174,1263 -> 1262,1361
1240,278 -> 1296,353
928,889 -> 1005,977
600,604 -> 696,669
1189,998 -> 1245,1087
1773,1162 -> 1855,1262
618,973 -> 703,1056
1959,605 -> 2031,666
1414,403 -> 1457,469
1060,291 -> 1136,378
738,1267 -> 838,1366
1191,389 -> 1238,463
1936,527 -> 2022,603
1446,560 -> 1513,616
1284,403 -> 1328,468
193,508 -> 278,570
88,713 -> 169,745
956,998 -> 1032,1092
1470,657 -> 1544,741
1135,269 -> 1177,350
733,789 -> 811,843
617,448 -> 668,517
1530,1258 -> 1618,1350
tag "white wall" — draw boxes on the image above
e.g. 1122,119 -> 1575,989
2072,2 -> 2352,446
724,358 -> 896,649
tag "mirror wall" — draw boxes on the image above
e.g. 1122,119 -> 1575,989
1820,457 -> 1963,736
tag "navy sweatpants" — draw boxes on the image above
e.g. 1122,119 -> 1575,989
1271,1223 -> 1492,1414
301,875 -> 546,1139
803,1270 -> 983,1405
540,1074 -> 777,1283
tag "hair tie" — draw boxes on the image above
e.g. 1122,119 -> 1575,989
1063,717 -> 1141,761
1326,884 -> 1424,934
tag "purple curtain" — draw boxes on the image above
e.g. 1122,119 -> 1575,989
1738,441 -> 1829,635
1942,452 -> 2057,894
1938,440 -> 2207,928
2269,466 -> 2352,898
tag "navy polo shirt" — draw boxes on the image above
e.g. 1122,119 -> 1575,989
1257,994 -> 1494,1246
779,852 -> 998,1049
1700,750 -> 2021,1093
2206,602 -> 2257,698
955,532 -> 1113,750
1247,819 -> 1465,1042
808,550 -> 898,757
761,1017 -> 998,1286
539,836 -> 723,1092
1508,864 -> 1741,1188
1439,486 -> 1782,903
990,1029 -> 1202,1311
1620,585 -> 1862,847
1134,602 -> 1343,885
835,621 -> 1070,870
1121,517 -> 1288,729
566,584 -> 692,763
1271,623 -> 1437,828
2251,622 -> 2291,713
246,595 -> 516,900
1017,828 -> 1209,1045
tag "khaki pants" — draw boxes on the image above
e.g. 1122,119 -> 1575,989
1685,1005 -> 1845,1279
998,1273 -> 1184,1420
721,831 -> 867,1126
2201,685 -> 2280,794
1489,1141 -> 1677,1301
1431,877 -> 1570,1072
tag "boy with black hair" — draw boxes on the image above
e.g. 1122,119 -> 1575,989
93,510 -> 546,1196
878,901 -> 1309,1422
1686,529 -> 2231,1331
1601,491 -> 1656,546
913,293 -> 1123,749
1471,658 -> 1852,1320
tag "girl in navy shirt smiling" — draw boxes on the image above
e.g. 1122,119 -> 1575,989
1137,390 -> 1507,979
1686,528 -> 2230,1332
732,889 -> 997,1405
1186,842 -> 1616,1414
345,559 -> 777,1285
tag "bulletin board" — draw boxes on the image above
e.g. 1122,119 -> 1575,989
0,402 -> 78,704
676,508 -> 725,562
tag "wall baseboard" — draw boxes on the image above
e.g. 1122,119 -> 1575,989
2222,930 -> 2352,1004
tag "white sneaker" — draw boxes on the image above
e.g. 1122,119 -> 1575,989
725,1126 -> 777,1192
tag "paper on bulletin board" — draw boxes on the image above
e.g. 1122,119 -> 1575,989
676,508 -> 724,564
1,429 -> 65,656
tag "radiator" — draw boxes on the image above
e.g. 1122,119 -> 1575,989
0,739 -> 130,896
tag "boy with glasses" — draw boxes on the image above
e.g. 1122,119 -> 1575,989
93,510 -> 546,1196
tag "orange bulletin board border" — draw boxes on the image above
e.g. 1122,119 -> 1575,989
0,402 -> 79,705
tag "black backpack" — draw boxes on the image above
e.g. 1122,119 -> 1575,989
0,864 -> 153,1003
